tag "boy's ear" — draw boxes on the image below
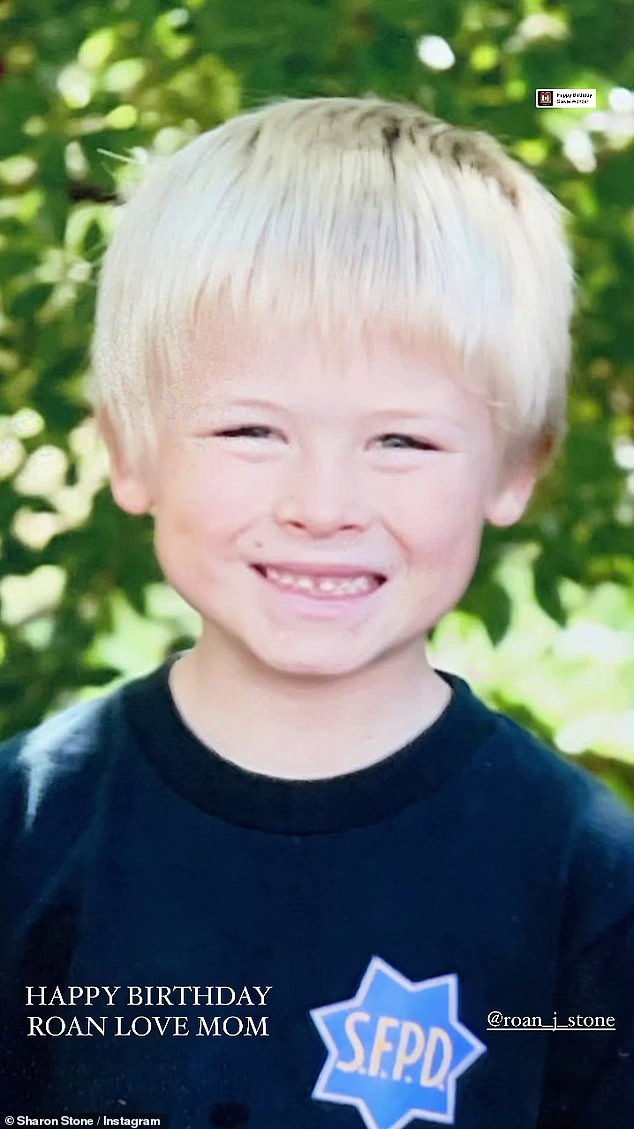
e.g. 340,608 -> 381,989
96,410 -> 155,516
485,461 -> 540,528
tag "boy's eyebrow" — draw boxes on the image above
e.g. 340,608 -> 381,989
357,408 -> 465,428
209,398 -> 465,428
211,397 -> 292,412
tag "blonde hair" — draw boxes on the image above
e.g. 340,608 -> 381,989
90,96 -> 575,475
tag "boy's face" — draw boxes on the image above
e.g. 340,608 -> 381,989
109,311 -> 537,680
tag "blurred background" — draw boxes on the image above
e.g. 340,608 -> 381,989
0,0 -> 632,803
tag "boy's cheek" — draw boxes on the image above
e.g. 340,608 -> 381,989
381,470 -> 489,530
151,482 -> 271,563
154,452 -> 271,515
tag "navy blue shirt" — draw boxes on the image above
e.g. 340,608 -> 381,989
1,654 -> 633,1128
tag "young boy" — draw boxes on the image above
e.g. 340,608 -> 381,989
1,97 -> 633,1129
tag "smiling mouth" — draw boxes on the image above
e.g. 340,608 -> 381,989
251,565 -> 386,598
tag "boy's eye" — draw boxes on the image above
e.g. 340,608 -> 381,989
377,433 -> 439,451
215,426 -> 278,439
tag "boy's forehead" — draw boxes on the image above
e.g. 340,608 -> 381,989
177,302 -> 475,409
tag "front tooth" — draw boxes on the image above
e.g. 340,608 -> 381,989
317,578 -> 338,593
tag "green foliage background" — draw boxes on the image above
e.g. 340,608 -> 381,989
1,0 -> 633,800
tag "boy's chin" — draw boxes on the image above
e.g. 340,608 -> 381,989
243,640 -> 385,681
239,628 -> 429,682
258,655 -> 369,681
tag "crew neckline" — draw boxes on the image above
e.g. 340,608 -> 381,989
121,654 -> 496,835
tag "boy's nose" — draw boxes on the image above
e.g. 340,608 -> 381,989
273,457 -> 371,536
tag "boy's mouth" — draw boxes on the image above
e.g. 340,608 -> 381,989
250,564 -> 386,599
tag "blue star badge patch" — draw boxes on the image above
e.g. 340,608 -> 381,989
310,956 -> 486,1128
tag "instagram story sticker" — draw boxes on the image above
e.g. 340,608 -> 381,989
536,88 -> 596,107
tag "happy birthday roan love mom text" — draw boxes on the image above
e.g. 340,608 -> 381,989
25,985 -> 271,1038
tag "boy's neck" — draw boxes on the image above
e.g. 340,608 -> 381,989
167,635 -> 452,781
